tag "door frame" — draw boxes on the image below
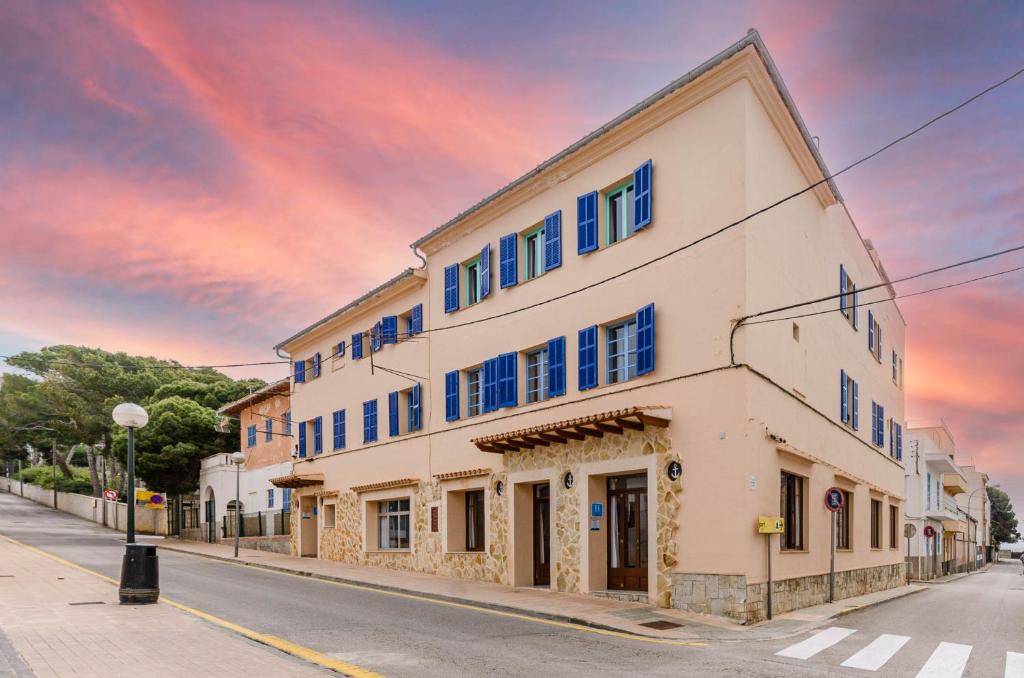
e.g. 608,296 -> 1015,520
606,473 -> 649,591
578,456 -> 658,600
508,469 -> 559,588
533,483 -> 551,586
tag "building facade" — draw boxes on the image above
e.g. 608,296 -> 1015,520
272,31 -> 907,623
903,424 -> 989,578
202,379 -> 293,548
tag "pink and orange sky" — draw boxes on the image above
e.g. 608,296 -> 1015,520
1,1 -> 1021,509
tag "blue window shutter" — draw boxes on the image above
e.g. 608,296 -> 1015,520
544,210 -> 562,270
499,234 -> 518,288
411,383 -> 422,431
294,359 -> 305,384
879,405 -> 885,447
498,352 -> 517,407
636,303 -> 655,375
363,400 -> 377,443
313,416 -> 322,454
577,192 -> 598,254
579,326 -> 597,390
388,391 -> 399,437
839,265 -> 847,314
852,380 -> 859,430
284,411 -> 292,435
877,324 -> 882,356
382,316 -> 398,344
444,264 -> 459,313
265,420 -> 272,442
480,243 -> 492,299
411,303 -> 423,335
840,369 -> 848,422
872,403 -> 880,446
547,336 -> 566,398
351,333 -> 363,360
483,358 -> 499,412
633,160 -> 652,230
298,422 -> 307,458
444,371 -> 459,422
897,424 -> 903,460
337,340 -> 346,357
868,310 -> 874,351
312,352 -> 322,378
333,410 -> 345,450
852,284 -> 859,329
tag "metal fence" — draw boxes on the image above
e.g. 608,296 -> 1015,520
221,509 -> 291,539
166,495 -> 201,536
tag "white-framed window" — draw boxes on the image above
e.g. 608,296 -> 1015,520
378,498 -> 410,549
841,270 -> 857,326
869,314 -> 882,361
606,180 -> 635,245
466,368 -> 482,417
523,226 -> 545,280
465,490 -> 485,552
465,258 -> 482,306
267,489 -> 275,509
323,502 -> 337,529
525,348 -> 548,403
606,319 -> 638,384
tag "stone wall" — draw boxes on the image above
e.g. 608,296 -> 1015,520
505,427 -> 678,605
316,474 -> 510,585
295,427 -> 676,605
671,562 -> 906,623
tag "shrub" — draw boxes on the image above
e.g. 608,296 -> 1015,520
14,465 -> 94,495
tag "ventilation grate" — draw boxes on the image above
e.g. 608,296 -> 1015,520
68,601 -> 105,606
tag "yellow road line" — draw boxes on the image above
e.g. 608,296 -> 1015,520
1,535 -> 385,678
165,547 -> 706,647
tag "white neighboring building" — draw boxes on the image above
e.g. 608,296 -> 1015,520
200,379 -> 293,544
904,423 -> 974,578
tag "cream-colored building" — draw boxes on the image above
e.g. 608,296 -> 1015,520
273,31 -> 907,622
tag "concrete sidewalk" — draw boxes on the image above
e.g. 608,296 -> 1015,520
0,538 -> 335,678
162,538 -> 925,642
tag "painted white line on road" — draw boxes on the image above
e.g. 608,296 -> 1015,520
1006,651 -> 1024,678
916,642 -> 972,678
776,627 -> 856,660
840,633 -> 911,671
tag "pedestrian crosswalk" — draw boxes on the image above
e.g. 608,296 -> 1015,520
774,627 -> 1024,676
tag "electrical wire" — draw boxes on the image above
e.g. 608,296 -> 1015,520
743,263 -> 1024,326
3,65 -> 1021,374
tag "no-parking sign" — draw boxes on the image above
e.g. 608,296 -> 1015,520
824,487 -> 845,512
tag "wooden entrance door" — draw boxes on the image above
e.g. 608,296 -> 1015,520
533,484 -> 550,586
607,474 -> 648,591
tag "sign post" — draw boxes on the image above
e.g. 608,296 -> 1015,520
824,487 -> 845,603
904,523 -> 917,583
757,516 -> 784,620
923,525 -> 936,577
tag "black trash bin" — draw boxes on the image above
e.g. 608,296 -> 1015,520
119,543 -> 159,604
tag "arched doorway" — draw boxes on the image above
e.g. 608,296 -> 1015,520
226,499 -> 244,539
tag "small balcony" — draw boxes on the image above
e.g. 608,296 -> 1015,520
942,473 -> 968,495
926,495 -> 959,520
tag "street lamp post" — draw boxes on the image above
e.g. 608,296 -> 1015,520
112,403 -> 158,605
965,487 -> 985,571
94,442 -> 107,527
230,451 -> 246,558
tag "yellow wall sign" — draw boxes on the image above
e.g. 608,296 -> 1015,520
757,516 -> 784,534
135,490 -> 166,510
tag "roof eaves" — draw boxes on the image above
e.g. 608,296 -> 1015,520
274,268 -> 420,353
410,29 -> 840,252
216,378 -> 290,416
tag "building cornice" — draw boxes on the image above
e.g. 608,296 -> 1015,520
413,31 -> 838,256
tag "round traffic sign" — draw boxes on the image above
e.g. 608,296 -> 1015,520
103,489 -> 118,501
824,487 -> 845,512
904,523 -> 917,538
923,525 -> 936,538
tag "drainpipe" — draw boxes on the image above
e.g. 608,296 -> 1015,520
410,244 -> 427,269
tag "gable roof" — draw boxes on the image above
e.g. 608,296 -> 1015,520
410,29 -> 840,251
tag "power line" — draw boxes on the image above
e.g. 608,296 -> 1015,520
407,64 -> 1024,336
743,263 -> 1024,326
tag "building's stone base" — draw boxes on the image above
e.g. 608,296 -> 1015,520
591,590 -> 649,604
671,562 -> 906,623
217,535 -> 292,555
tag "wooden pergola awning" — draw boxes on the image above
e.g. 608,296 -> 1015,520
269,473 -> 324,489
350,478 -> 420,494
433,468 -> 492,481
472,406 -> 671,454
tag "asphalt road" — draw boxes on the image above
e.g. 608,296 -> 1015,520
1,491 -> 1020,677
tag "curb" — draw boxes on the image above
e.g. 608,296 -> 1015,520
832,585 -> 927,618
157,543 -> 669,640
